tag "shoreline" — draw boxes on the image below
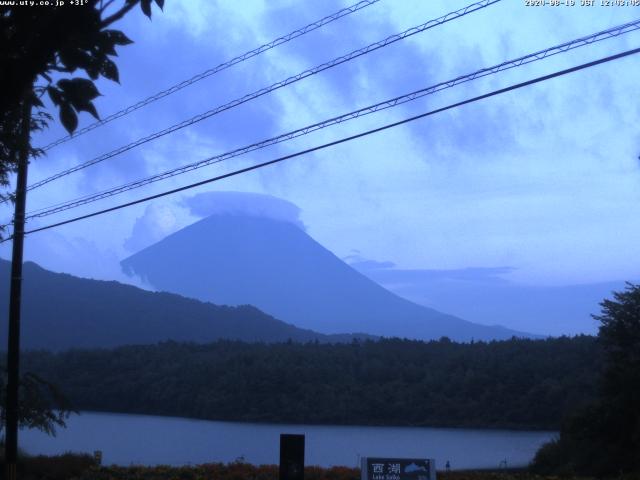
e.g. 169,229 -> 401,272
67,409 -> 560,434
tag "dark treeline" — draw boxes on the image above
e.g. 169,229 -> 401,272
22,336 -> 599,430
531,284 -> 640,476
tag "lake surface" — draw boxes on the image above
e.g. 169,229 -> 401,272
20,412 -> 556,470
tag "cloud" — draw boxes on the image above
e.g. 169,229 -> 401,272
347,254 -> 515,285
344,256 -> 397,271
124,203 -> 188,253
183,190 -> 306,230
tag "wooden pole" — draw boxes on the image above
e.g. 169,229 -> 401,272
5,97 -> 31,480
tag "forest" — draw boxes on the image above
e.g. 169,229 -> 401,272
21,335 -> 599,430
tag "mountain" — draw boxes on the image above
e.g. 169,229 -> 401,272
0,259 -> 369,351
122,213 -> 531,341
348,262 -> 631,336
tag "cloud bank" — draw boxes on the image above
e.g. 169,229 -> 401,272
183,190 -> 306,230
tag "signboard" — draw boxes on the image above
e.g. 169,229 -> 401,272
361,457 -> 436,480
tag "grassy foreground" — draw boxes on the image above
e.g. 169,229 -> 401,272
11,455 -> 628,480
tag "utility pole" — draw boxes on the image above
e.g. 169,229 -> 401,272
5,97 -> 32,480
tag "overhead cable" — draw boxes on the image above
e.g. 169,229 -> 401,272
9,45 -> 638,241
27,0 -> 502,191
24,19 -> 640,220
39,0 -> 383,152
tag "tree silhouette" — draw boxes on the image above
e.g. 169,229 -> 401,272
532,283 -> 640,476
0,368 -> 74,438
592,282 -> 640,473
1,2 -> 165,474
0,0 -> 164,207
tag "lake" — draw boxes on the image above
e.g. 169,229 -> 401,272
20,412 -> 556,470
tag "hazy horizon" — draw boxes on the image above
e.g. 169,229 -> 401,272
2,191 -> 633,337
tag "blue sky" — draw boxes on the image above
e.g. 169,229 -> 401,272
1,0 -> 639,334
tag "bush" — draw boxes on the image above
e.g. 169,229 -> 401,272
0,452 -> 99,480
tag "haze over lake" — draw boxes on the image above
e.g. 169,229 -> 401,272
20,412 -> 555,470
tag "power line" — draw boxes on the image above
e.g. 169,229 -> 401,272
39,0 -> 382,152
10,46 -> 638,241
27,0 -> 502,191
23,18 -> 640,221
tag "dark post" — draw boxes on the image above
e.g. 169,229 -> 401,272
279,434 -> 305,480
5,98 -> 31,480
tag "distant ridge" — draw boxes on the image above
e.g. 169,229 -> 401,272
0,259 -> 372,351
122,211 -> 533,341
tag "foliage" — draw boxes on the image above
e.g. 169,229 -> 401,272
4,455 -> 633,480
0,367 -> 75,436
0,454 -> 632,480
21,459 -> 603,480
596,283 -> 640,420
0,0 -> 163,216
66,463 -> 358,480
7,452 -> 99,480
531,283 -> 640,477
22,336 -> 600,430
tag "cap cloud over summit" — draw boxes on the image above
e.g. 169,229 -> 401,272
184,191 -> 307,230
123,191 -> 307,255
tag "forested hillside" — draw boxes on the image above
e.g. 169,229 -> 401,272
22,336 -> 599,430
0,260 -> 371,349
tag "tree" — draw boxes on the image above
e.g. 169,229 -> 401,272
0,369 -> 74,439
1,2 -> 165,475
592,282 -> 640,472
0,0 -> 164,208
532,283 -> 640,476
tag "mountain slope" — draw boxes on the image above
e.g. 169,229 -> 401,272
122,214 -> 530,341
347,262 -> 634,336
0,260 -> 367,351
